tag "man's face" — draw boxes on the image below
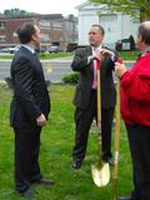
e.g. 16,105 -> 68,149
32,25 -> 41,46
88,26 -> 104,47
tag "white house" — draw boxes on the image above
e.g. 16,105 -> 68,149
76,1 -> 140,49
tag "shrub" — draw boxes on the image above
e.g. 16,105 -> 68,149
62,72 -> 79,83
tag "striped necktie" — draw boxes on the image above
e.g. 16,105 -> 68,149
92,48 -> 98,89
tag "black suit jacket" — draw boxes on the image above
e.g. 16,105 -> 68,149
10,46 -> 50,129
71,46 -> 116,109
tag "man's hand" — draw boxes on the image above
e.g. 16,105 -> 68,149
91,48 -> 114,60
99,48 -> 114,56
89,48 -> 115,61
114,61 -> 127,78
89,49 -> 102,61
36,113 -> 47,127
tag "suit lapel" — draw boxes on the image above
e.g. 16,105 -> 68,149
20,46 -> 45,80
84,46 -> 93,73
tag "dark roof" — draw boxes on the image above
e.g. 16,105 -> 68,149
36,14 -> 63,19
0,14 -> 64,20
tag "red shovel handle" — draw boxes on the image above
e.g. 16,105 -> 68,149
96,59 -> 100,70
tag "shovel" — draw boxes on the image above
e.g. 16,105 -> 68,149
113,58 -> 122,199
91,59 -> 110,187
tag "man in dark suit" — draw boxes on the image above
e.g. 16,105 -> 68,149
71,24 -> 117,169
10,23 -> 54,197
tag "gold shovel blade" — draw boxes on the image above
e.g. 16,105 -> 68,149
91,163 -> 110,187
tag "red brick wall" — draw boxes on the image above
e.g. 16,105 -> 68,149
0,16 -> 78,49
0,18 -> 36,46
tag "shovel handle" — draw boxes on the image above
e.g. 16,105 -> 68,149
113,57 -> 122,200
113,69 -> 121,200
97,59 -> 101,128
96,60 -> 102,164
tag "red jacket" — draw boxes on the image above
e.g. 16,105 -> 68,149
120,52 -> 150,126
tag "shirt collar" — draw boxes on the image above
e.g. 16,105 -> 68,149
91,45 -> 102,51
22,44 -> 35,54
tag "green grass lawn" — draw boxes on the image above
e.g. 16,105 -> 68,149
117,50 -> 140,60
0,84 -> 133,200
0,52 -> 73,60
0,50 -> 139,61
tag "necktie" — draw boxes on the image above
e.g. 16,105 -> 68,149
92,48 -> 98,89
92,59 -> 97,89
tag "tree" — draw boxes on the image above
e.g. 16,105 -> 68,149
90,0 -> 150,20
3,8 -> 37,18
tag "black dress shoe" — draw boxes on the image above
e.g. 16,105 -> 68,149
72,162 -> 81,169
118,196 -> 132,200
34,178 -> 55,185
17,189 -> 35,198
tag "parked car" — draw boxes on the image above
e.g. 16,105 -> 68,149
35,46 -> 46,53
0,45 -> 20,54
10,45 -> 20,54
0,47 -> 12,53
115,39 -> 130,51
66,43 -> 87,52
66,43 -> 78,52
115,35 -> 136,51
48,45 -> 63,53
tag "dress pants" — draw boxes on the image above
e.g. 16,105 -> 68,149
101,105 -> 115,160
14,126 -> 42,193
72,90 -> 115,164
126,124 -> 150,200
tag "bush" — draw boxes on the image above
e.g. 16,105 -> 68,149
62,72 -> 79,83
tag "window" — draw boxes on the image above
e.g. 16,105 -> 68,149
53,22 -> 63,30
39,20 -> 50,30
66,21 -> 73,31
0,22 -> 6,29
41,33 -> 50,42
99,15 -> 117,22
0,35 -> 6,41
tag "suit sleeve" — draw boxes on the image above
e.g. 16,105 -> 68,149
13,58 -> 41,120
71,48 -> 91,72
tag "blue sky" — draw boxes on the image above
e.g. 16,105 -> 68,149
0,0 -> 86,16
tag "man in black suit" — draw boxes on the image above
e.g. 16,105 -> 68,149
10,24 -> 54,197
71,24 -> 117,169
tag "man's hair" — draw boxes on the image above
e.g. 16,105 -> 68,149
17,23 -> 36,44
92,24 -> 105,36
138,23 -> 150,45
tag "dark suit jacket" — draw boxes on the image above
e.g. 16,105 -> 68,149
71,46 -> 116,109
10,46 -> 50,129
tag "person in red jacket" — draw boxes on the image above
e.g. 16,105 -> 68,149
115,21 -> 150,200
